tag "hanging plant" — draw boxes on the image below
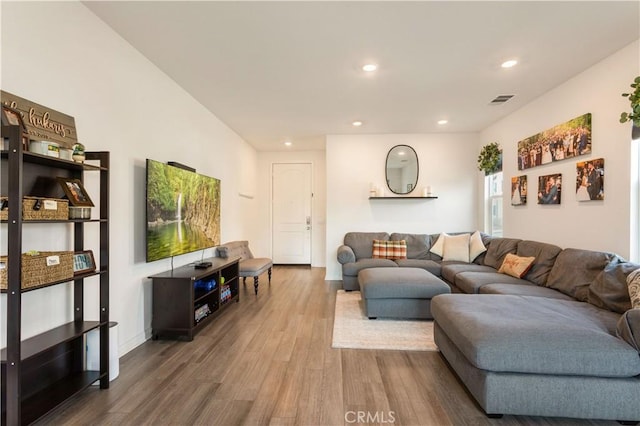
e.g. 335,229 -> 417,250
477,142 -> 502,175
620,76 -> 640,127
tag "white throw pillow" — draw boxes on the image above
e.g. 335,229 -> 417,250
443,233 -> 471,262
469,231 -> 487,261
429,232 -> 448,257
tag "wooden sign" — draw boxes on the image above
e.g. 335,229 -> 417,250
1,90 -> 79,148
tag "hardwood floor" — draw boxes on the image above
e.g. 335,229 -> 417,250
37,266 -> 614,425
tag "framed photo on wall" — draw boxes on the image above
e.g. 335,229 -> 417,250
537,173 -> 562,205
576,158 -> 604,201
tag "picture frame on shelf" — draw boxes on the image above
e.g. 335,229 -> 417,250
73,250 -> 96,275
1,105 -> 29,151
57,177 -> 95,207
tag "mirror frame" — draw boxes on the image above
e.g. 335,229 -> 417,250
385,144 -> 419,195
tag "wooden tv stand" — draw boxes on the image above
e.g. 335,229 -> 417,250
149,257 -> 240,341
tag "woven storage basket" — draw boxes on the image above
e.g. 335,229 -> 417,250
0,251 -> 74,290
0,196 -> 69,221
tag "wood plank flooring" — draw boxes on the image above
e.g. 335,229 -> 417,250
36,266 -> 615,425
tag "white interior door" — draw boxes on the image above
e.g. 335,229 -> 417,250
272,163 -> 312,264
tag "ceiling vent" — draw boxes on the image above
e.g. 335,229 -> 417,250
490,94 -> 515,104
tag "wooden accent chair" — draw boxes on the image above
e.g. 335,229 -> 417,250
216,241 -> 272,295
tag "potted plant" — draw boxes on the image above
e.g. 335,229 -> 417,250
620,75 -> 640,139
477,142 -> 502,175
72,143 -> 85,163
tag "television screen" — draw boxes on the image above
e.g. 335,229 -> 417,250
146,159 -> 221,262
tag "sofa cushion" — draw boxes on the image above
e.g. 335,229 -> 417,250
545,248 -> 616,302
588,258 -> 638,314
617,309 -> 640,351
498,253 -> 535,279
390,233 -> 431,260
454,271 -> 529,294
516,240 -> 562,285
483,238 -> 520,269
443,233 -> 471,262
240,258 -> 272,275
479,283 -> 574,300
342,258 -> 397,277
441,263 -> 496,284
394,259 -> 442,276
432,294 -> 640,377
472,233 -> 493,265
628,268 -> 640,309
372,239 -> 407,260
344,232 -> 389,260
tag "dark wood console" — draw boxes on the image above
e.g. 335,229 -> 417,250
149,257 -> 240,340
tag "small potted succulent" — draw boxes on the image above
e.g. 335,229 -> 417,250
72,143 -> 85,163
477,142 -> 502,175
620,76 -> 640,140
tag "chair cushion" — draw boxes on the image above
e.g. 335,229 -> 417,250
394,259 -> 442,276
217,240 -> 254,261
390,233 -> 431,260
454,271 -> 529,294
479,283 -> 574,300
545,248 -> 616,302
483,238 -> 521,269
432,294 -> 640,377
440,263 -> 496,284
516,240 -> 562,285
344,232 -> 389,260
239,257 -> 272,275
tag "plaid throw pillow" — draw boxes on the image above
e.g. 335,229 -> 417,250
372,239 -> 407,260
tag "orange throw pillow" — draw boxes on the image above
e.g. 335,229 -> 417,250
372,240 -> 407,260
498,253 -> 535,278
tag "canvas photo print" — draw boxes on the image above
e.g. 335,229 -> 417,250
511,175 -> 527,205
538,173 -> 562,205
576,158 -> 604,201
517,113 -> 591,170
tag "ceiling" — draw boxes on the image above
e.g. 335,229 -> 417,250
84,1 -> 640,152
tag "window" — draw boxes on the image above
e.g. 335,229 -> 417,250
486,172 -> 503,237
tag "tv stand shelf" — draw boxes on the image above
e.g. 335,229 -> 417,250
149,257 -> 240,341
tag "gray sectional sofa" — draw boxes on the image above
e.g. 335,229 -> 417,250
336,231 -> 640,423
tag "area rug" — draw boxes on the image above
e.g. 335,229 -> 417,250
331,290 -> 438,351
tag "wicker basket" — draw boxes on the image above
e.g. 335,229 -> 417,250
0,251 -> 74,290
0,196 -> 69,221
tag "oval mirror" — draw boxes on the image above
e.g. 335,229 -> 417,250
385,145 -> 419,195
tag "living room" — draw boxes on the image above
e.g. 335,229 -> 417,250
1,1 -> 640,424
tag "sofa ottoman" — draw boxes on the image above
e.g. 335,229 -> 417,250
359,267 -> 451,319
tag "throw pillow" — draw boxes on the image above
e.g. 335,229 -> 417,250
429,232 -> 448,257
217,246 -> 229,258
628,268 -> 640,309
469,231 -> 487,261
372,239 -> 407,260
443,233 -> 471,262
498,253 -> 536,278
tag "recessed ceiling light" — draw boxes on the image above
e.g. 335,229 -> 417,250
362,64 -> 378,72
398,151 -> 406,156
284,141 -> 292,146
437,119 -> 448,125
352,121 -> 363,127
501,59 -> 518,68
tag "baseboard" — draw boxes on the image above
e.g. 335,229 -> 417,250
119,328 -> 152,357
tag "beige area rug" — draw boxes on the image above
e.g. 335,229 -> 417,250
331,290 -> 438,351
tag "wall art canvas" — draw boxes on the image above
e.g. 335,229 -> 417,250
576,158 -> 604,201
538,173 -> 562,205
510,175 -> 527,205
517,113 -> 591,170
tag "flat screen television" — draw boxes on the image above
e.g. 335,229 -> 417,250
146,159 -> 221,262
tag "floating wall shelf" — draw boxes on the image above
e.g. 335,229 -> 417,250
368,196 -> 438,200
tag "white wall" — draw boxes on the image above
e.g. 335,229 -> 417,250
325,133 -> 480,280
480,40 -> 640,259
255,150 -> 326,267
0,2 -> 258,354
